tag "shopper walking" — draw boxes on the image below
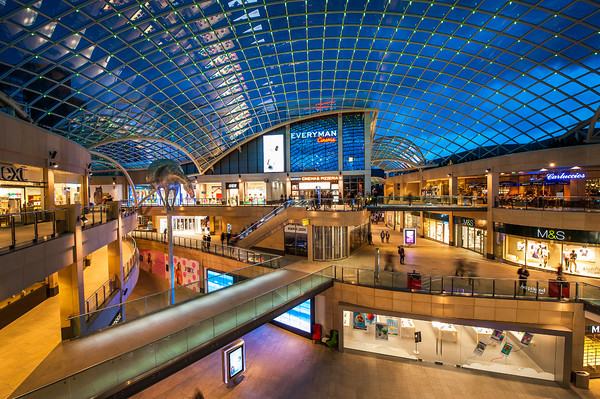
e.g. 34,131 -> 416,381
380,230 -> 385,243
385,231 -> 390,243
384,252 -> 394,272
517,264 -> 529,295
398,245 -> 405,264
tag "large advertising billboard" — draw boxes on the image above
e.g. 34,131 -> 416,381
263,134 -> 284,172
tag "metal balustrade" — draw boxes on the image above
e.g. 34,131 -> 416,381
495,195 -> 600,212
0,208 -> 67,252
81,205 -> 112,229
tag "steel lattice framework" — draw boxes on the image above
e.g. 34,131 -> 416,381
0,0 -> 599,172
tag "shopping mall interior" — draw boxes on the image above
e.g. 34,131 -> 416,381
1,1 -> 600,398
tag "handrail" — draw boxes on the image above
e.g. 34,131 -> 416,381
0,207 -> 67,217
131,230 -> 282,266
0,208 -> 68,251
18,266 -> 333,399
332,265 -> 600,302
494,195 -> 600,211
123,235 -> 139,279
84,274 -> 119,316
67,256 -> 283,323
366,195 -> 488,207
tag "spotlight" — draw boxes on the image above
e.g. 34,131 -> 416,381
49,150 -> 57,159
549,162 -> 556,167
78,215 -> 88,223
112,177 -> 116,185
49,162 -> 58,168
485,168 -> 491,173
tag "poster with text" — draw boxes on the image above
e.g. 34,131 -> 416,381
173,255 -> 201,291
473,341 -> 487,356
353,312 -> 367,330
375,323 -> 388,341
387,319 -> 398,335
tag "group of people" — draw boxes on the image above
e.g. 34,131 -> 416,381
220,231 -> 238,246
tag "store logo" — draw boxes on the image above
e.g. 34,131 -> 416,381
463,218 -> 475,227
536,228 -> 565,241
316,136 -> 336,143
0,165 -> 26,182
546,172 -> 586,180
291,130 -> 337,141
592,326 -> 600,334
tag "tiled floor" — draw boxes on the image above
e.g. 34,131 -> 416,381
133,323 -> 600,399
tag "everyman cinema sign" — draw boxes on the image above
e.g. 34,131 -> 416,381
290,130 -> 337,143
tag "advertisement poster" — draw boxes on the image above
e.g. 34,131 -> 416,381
387,319 -> 398,335
173,255 -> 201,291
365,313 -> 376,325
263,134 -> 284,172
139,249 -> 167,279
375,323 -> 389,341
404,228 -> 416,245
473,341 -> 487,356
490,329 -> 505,344
353,312 -> 367,330
501,343 -> 513,356
521,333 -> 534,345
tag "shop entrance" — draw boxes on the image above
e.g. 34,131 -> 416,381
284,225 -> 308,257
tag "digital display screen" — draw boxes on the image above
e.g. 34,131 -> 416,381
263,134 -> 284,172
404,229 -> 416,245
228,346 -> 244,378
290,116 -> 338,172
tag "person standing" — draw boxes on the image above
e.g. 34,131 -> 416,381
367,231 -> 373,245
398,245 -> 405,264
517,264 -> 529,295
380,230 -> 385,243
206,234 -> 211,251
385,231 -> 390,243
220,231 -> 225,245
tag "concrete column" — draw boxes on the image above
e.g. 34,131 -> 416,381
82,173 -> 89,206
486,170 -> 499,259
44,167 -> 55,209
285,124 -> 291,173
449,176 -> 458,196
46,272 -> 59,297
419,210 -> 424,238
448,211 -> 454,246
58,204 -> 85,339
265,179 -> 273,202
221,182 -> 227,204
307,224 -> 314,261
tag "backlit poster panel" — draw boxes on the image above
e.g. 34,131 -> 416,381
263,134 -> 284,172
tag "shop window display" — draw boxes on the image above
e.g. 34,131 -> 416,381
343,311 -> 563,382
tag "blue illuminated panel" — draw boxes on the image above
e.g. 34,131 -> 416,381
207,270 -> 234,292
342,114 -> 365,171
274,299 -> 311,333
290,117 -> 338,172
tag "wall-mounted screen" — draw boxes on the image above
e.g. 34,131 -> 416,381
290,116 -> 338,172
263,134 -> 284,172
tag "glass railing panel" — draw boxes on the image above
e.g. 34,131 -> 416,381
255,292 -> 274,316
70,354 -> 119,399
173,286 -> 192,305
155,330 -> 189,365
494,279 -> 517,298
287,280 -> 301,299
452,277 -> 473,296
145,291 -> 170,314
114,343 -> 158,386
339,267 -> 357,284
19,378 -> 68,399
236,300 -> 257,326
395,273 -> 410,291
214,308 -> 238,336
580,283 -> 600,301
123,299 -> 146,322
272,286 -> 288,307
376,271 -> 394,290
358,269 -> 376,286
187,318 -> 215,349
474,278 -> 494,296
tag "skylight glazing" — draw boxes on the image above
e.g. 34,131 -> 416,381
0,0 -> 598,171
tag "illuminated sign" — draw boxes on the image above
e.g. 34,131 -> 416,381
291,129 -> 337,144
0,165 -> 26,182
300,176 -> 339,181
404,228 -> 417,245
263,134 -> 284,173
302,219 -> 309,226
226,183 -> 239,189
546,172 -> 586,180
536,228 -> 565,241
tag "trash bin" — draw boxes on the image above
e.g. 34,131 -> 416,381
407,271 -> 421,290
574,371 -> 589,389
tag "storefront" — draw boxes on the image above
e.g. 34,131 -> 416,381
584,322 -> 600,377
291,176 -> 341,201
342,309 -> 568,384
284,224 -> 308,257
197,183 -> 222,204
423,212 -> 450,244
386,211 -> 394,228
225,182 -> 240,205
131,185 -> 159,205
349,222 -> 369,252
245,181 -> 266,204
54,170 -> 82,205
494,223 -> 600,277
454,217 -> 487,255
158,216 -> 210,235
404,211 -> 421,236
0,163 -> 45,214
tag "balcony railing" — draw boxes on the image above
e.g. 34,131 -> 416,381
81,204 -> 113,229
494,195 -> 600,212
0,208 -> 68,252
131,230 -> 282,268
332,265 -> 600,302
367,195 -> 488,207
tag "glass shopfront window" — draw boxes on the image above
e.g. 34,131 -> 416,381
454,217 -> 487,255
54,170 -> 82,205
343,311 -> 565,383
404,211 -> 420,236
284,225 -> 308,257
349,222 -> 369,252
158,216 -> 210,235
423,213 -> 450,244
245,181 -> 266,204
313,225 -> 348,261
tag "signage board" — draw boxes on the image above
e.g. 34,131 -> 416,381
263,134 -> 284,173
222,339 -> 246,384
404,228 -> 417,245
546,172 -> 586,180
226,182 -> 239,189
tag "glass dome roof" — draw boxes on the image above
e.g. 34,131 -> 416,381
0,0 -> 598,172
